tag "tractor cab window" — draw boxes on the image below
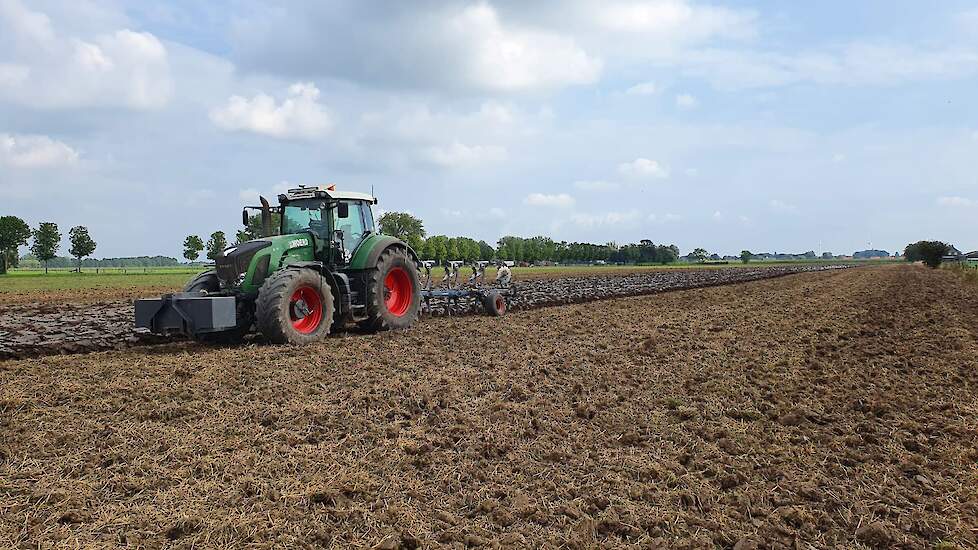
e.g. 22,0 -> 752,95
282,200 -> 330,239
334,200 -> 370,256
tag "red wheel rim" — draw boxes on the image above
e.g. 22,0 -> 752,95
384,267 -> 413,317
495,295 -> 506,314
290,285 -> 323,334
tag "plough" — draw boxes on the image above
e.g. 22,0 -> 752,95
419,260 -> 516,316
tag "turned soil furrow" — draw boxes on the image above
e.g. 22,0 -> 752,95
0,264 -> 853,360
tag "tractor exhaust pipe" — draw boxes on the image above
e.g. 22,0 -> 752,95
260,195 -> 272,238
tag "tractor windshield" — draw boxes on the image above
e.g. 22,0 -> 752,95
281,200 -> 330,239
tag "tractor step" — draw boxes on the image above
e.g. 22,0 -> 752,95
135,293 -> 237,337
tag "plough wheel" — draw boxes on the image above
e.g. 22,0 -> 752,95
483,290 -> 507,317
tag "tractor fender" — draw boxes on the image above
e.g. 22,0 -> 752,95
350,235 -> 420,270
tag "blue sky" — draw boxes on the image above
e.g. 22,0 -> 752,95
1,0 -> 976,258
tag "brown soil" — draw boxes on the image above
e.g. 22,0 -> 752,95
0,285 -> 181,306
1,264 -> 976,548
0,264 -> 847,306
0,265 -> 849,360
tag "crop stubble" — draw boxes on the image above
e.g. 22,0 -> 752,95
0,264 -> 976,548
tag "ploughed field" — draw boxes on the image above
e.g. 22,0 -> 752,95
1,264 -> 976,548
0,264 -> 850,360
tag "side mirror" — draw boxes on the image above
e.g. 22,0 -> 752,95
242,209 -> 249,226
337,202 -> 349,219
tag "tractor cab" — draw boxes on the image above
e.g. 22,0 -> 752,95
245,184 -> 379,266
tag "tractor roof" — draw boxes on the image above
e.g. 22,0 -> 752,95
280,184 -> 378,204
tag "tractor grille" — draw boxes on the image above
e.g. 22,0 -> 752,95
215,240 -> 271,286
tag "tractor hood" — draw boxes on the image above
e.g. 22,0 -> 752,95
217,233 -> 317,292
216,240 -> 272,287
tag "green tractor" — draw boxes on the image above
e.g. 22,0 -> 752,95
135,185 -> 422,343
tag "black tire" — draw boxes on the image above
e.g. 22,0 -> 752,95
483,290 -> 507,317
184,270 -> 219,293
255,269 -> 334,344
362,247 -> 421,331
183,271 -> 250,344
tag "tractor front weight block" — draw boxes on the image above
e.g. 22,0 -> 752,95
134,293 -> 237,337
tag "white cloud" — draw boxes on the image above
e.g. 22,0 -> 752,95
625,81 -> 658,95
769,199 -> 797,213
589,1 -> 756,41
449,4 -> 602,92
675,93 -> 698,109
712,210 -> 723,221
574,180 -> 620,191
684,168 -> 699,177
0,133 -> 79,168
832,153 -> 847,162
210,83 -> 332,140
570,209 -> 640,228
357,101 -> 529,170
233,3 -> 600,94
422,142 -> 507,169
524,193 -> 575,208
0,1 -> 171,109
937,196 -> 974,207
618,158 -> 669,179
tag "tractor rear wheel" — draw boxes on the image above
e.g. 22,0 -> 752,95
184,270 -> 251,344
256,269 -> 334,344
362,247 -> 421,331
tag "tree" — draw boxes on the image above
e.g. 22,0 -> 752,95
406,234 -> 425,253
689,248 -> 709,262
237,213 -> 281,244
426,235 -> 448,263
904,240 -> 951,268
446,238 -> 460,261
478,240 -> 495,261
740,250 -> 753,264
206,231 -> 227,261
377,212 -> 425,243
68,226 -> 97,271
0,215 -> 31,275
183,235 -> 205,262
656,245 -> 678,264
30,222 -> 61,274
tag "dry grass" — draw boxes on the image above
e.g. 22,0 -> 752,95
1,265 -> 976,548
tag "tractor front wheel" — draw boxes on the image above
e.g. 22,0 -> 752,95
256,269 -> 334,344
362,247 -> 421,331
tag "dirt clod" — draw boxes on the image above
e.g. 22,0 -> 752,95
855,521 -> 894,548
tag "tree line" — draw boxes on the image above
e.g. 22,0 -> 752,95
377,212 -> 686,264
17,255 -> 180,269
0,216 -> 97,274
